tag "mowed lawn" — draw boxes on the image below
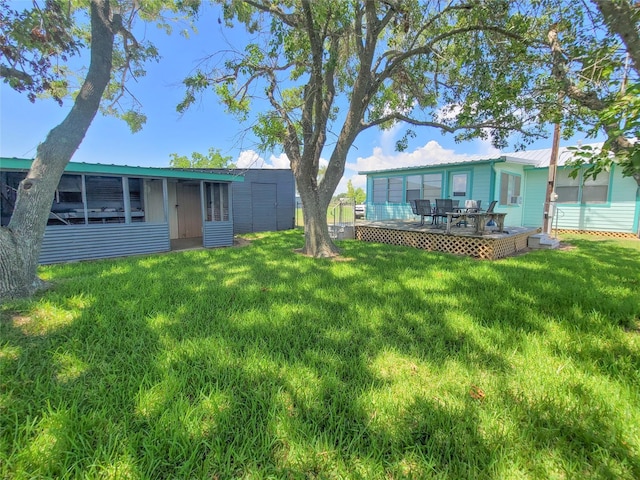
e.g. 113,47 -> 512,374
1,230 -> 639,479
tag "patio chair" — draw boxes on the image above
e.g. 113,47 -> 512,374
435,198 -> 453,226
415,199 -> 433,226
484,200 -> 499,227
409,199 -> 419,222
464,199 -> 482,213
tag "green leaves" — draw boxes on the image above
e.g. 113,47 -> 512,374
169,148 -> 236,169
0,0 -> 83,104
2,0 -> 201,133
252,113 -> 287,150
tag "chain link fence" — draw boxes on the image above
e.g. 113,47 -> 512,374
296,198 -> 357,239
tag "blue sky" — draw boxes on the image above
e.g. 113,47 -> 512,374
0,2 -> 596,193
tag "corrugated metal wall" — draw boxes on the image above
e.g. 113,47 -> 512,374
209,169 -> 295,234
40,223 -> 170,264
203,222 -> 233,247
251,182 -> 278,231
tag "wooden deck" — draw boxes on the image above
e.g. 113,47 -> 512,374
355,220 -> 539,260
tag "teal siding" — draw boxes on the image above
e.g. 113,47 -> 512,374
522,167 -> 638,233
522,169 -> 547,228
466,164 -> 492,204
365,162 -> 637,233
364,162 -> 498,221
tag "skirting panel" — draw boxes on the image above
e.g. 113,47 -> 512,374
355,226 -> 533,260
556,229 -> 638,239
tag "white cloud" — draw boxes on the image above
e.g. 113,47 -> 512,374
435,103 -> 463,122
350,140 -> 468,173
235,150 -> 291,169
236,150 -> 264,168
474,135 -> 501,158
379,122 -> 404,153
268,152 -> 291,169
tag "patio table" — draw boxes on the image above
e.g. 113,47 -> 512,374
445,212 -> 507,235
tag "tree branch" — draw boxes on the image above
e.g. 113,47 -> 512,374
592,0 -> 640,75
547,25 -> 607,111
362,112 -> 535,136
0,65 -> 34,84
243,0 -> 300,27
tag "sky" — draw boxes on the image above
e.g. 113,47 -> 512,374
0,2 -> 598,194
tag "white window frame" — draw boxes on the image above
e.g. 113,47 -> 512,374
499,172 -> 522,206
371,177 -> 403,203
555,168 -> 610,204
422,173 -> 442,202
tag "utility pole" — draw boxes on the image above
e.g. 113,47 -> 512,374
543,122 -> 560,234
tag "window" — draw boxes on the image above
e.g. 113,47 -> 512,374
207,182 -> 229,221
388,177 -> 403,203
128,178 -> 145,222
451,173 -> 467,197
582,172 -> 609,203
1,171 -> 25,226
406,175 -> 421,202
49,174 -> 85,225
422,173 -> 442,202
556,169 -> 609,204
499,172 -> 522,205
371,177 -> 403,203
143,179 -> 166,223
55,175 -> 83,204
85,176 -> 124,223
372,178 -> 385,203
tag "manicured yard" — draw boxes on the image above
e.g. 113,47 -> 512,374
1,230 -> 639,479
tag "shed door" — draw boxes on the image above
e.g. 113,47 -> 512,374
252,183 -> 278,232
176,182 -> 202,238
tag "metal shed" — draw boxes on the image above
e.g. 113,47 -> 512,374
201,169 -> 296,234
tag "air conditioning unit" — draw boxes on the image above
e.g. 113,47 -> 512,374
510,195 -> 522,205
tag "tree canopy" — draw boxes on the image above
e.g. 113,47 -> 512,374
181,0 -> 555,256
0,0 -> 198,132
346,179 -> 366,205
169,147 -> 236,169
540,0 -> 640,184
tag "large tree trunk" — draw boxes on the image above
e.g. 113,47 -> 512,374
293,141 -> 349,258
297,183 -> 340,258
0,0 -> 114,302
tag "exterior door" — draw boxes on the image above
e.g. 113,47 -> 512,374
449,172 -> 470,206
176,182 -> 202,238
252,183 -> 278,232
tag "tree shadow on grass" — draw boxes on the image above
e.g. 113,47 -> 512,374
0,296 -> 165,478
2,231 -> 639,478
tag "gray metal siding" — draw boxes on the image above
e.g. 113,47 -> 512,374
207,169 -> 295,233
203,222 -> 233,247
252,183 -> 278,231
40,223 -> 170,264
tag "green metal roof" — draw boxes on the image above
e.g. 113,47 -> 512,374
0,158 -> 244,182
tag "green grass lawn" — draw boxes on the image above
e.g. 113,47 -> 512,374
1,231 -> 639,479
